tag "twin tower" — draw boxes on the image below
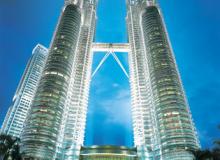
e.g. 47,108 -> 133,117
2,0 -> 200,159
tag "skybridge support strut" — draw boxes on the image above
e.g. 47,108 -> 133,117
91,43 -> 130,78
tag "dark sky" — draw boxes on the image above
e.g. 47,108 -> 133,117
0,0 -> 220,149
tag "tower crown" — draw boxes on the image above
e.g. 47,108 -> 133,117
32,44 -> 48,55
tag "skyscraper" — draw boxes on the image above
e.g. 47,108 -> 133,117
0,44 -> 48,138
56,0 -> 96,159
1,0 -> 199,159
127,0 -> 199,159
20,1 -> 97,159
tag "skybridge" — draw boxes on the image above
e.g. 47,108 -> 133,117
91,43 -> 130,78
92,43 -> 131,53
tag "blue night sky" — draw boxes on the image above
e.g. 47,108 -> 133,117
0,0 -> 220,149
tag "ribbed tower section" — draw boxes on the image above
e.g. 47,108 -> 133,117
56,1 -> 97,159
141,5 -> 199,159
127,1 -> 160,159
1,44 -> 48,138
20,4 -> 81,159
127,0 -> 199,159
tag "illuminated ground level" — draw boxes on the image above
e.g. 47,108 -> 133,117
80,146 -> 138,160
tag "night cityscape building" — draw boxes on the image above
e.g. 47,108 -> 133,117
126,0 -> 200,159
20,0 -> 96,159
0,44 -> 48,138
1,0 -> 200,159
